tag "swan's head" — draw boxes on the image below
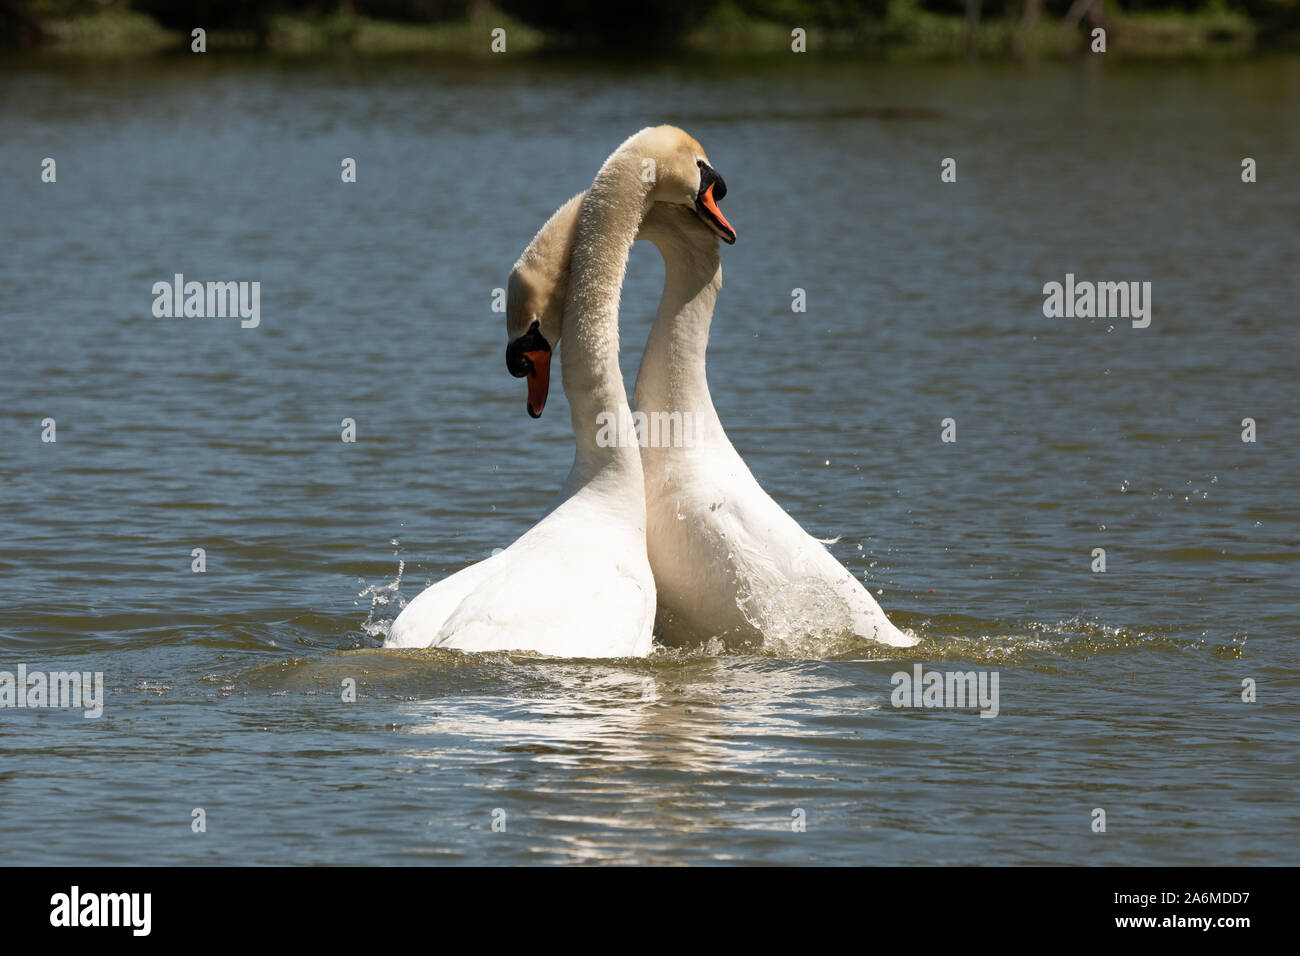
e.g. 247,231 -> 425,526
504,192 -> 584,418
637,124 -> 737,246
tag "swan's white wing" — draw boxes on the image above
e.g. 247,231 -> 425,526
647,443 -> 917,648
721,471 -> 919,648
383,552 -> 503,648
435,549 -> 654,658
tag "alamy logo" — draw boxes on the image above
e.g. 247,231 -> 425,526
152,274 -> 260,328
1042,273 -> 1151,328
596,410 -> 699,448
50,886 -> 151,936
890,664 -> 1000,718
0,665 -> 103,718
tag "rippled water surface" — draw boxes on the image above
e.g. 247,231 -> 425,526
1,54 -> 1298,864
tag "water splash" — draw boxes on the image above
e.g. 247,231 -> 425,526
357,538 -> 407,643
649,608 -> 1238,667
735,576 -> 863,658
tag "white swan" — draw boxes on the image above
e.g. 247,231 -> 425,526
506,189 -> 917,650
385,126 -> 724,658
633,203 -> 917,649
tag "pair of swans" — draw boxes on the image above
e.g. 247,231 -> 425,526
385,126 -> 916,657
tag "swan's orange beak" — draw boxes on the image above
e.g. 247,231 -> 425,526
694,163 -> 736,244
523,349 -> 550,418
697,182 -> 736,244
506,324 -> 553,418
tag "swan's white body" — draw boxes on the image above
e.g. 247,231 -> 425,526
385,134 -> 671,658
632,204 -> 917,649
384,482 -> 654,656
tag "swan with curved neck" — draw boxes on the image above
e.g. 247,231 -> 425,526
510,182 -> 915,650
385,126 -> 730,657
635,203 -> 916,649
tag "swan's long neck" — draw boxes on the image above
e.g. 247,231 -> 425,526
561,148 -> 652,490
633,230 -> 723,432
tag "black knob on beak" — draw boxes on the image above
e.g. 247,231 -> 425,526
506,322 -> 551,378
698,160 -> 726,201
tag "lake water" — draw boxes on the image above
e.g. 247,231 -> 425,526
1,53 -> 1297,865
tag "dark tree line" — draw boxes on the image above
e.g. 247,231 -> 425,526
2,0 -> 1297,50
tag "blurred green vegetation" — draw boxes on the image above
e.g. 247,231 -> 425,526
1,0 -> 1296,54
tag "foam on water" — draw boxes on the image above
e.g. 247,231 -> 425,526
345,535 -> 1253,667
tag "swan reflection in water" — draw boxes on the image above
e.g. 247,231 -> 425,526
357,648 -> 891,864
